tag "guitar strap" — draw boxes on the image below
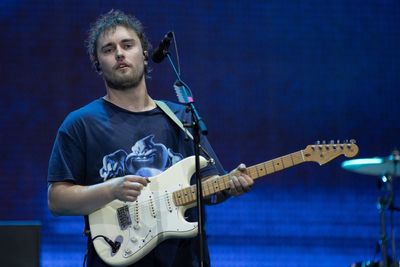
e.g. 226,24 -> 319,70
155,100 -> 194,140
155,100 -> 214,162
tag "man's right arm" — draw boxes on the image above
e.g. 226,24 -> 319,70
48,176 -> 148,216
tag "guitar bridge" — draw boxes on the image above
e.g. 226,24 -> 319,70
117,205 -> 132,230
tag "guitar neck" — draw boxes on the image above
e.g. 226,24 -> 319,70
173,150 -> 306,206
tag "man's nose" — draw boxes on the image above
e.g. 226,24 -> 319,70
115,47 -> 124,60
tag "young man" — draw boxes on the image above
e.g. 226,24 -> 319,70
47,10 -> 253,267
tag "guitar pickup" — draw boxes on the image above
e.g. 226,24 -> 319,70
117,205 -> 132,230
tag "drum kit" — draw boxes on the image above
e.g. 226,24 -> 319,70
343,150 -> 400,267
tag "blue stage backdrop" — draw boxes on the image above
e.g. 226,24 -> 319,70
1,1 -> 399,266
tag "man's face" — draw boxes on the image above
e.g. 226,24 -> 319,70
96,25 -> 146,90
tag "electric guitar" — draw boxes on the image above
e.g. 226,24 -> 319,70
89,141 -> 359,266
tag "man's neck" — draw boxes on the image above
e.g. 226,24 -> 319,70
104,79 -> 156,112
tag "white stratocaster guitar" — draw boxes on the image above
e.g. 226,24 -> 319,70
89,141 -> 359,266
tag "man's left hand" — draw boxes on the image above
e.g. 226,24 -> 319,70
227,163 -> 254,196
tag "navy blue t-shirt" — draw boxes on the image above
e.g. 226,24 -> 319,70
48,98 -> 225,266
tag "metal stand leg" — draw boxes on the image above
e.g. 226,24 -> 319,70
379,197 -> 389,267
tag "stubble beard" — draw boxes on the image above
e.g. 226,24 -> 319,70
103,66 -> 145,91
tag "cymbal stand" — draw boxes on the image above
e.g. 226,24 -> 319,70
377,173 -> 392,267
390,150 -> 399,266
377,149 -> 399,267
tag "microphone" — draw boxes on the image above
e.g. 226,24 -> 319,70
151,31 -> 173,63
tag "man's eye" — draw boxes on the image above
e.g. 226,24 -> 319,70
103,48 -> 113,54
124,44 -> 133,49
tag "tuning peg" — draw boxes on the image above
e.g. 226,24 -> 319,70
322,140 -> 327,148
329,140 -> 337,149
323,140 -> 330,150
347,139 -> 356,148
316,140 -> 323,150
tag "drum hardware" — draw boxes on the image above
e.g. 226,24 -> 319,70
343,150 -> 400,267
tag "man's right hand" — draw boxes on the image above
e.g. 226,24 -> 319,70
110,175 -> 149,202
48,176 -> 149,216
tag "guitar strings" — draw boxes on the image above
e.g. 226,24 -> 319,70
125,180 -> 229,207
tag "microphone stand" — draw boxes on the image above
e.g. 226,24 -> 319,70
165,51 -> 208,267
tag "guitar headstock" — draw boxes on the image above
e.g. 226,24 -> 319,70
303,139 -> 359,165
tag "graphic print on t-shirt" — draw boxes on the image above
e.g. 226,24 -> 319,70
99,135 -> 183,181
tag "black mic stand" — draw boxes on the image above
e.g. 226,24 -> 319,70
164,50 -> 208,267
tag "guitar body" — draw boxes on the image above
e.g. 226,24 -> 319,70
89,156 -> 208,266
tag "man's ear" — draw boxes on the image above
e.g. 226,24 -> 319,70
95,61 -> 102,73
143,51 -> 149,61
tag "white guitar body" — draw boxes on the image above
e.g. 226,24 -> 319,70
89,156 -> 208,266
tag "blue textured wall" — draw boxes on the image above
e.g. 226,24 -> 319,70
1,0 -> 399,266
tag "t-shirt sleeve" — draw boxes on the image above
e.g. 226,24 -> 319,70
47,116 -> 86,185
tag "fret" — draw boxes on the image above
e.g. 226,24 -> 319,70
172,192 -> 178,205
224,176 -> 230,189
207,184 -> 214,195
212,179 -> 217,193
201,187 -> 206,197
248,166 -> 258,178
211,179 -> 219,192
256,163 -> 267,177
264,161 -> 274,174
217,176 -> 228,191
291,151 -> 304,165
179,189 -> 185,204
251,166 -> 259,177
210,179 -> 216,194
272,158 -> 284,171
248,168 -> 257,179
190,188 -> 196,200
206,180 -> 214,194
180,192 -> 185,205
183,188 -> 190,203
203,181 -> 210,195
281,155 -> 294,168
289,153 -> 295,165
216,179 -> 222,190
187,187 -> 193,202
223,176 -> 229,189
175,191 -> 182,205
